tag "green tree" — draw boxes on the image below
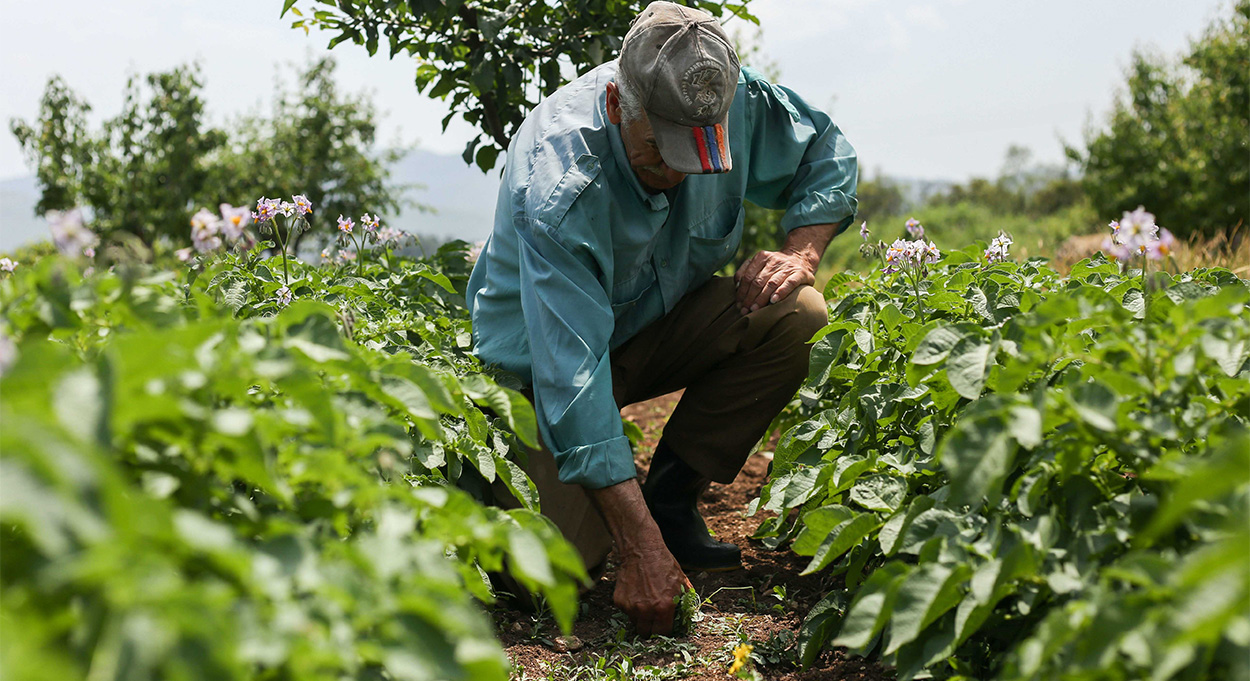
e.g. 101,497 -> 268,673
1069,0 -> 1248,236
285,0 -> 757,171
205,57 -> 408,252
12,65 -> 225,244
11,58 -> 405,250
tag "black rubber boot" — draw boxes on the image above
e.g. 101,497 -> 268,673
642,441 -> 742,572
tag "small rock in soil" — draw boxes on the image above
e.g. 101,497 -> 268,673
551,635 -> 582,653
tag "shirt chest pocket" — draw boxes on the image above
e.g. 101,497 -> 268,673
610,260 -> 656,312
687,198 -> 745,279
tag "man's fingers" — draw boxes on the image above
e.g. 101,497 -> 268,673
752,276 -> 782,311
770,277 -> 800,304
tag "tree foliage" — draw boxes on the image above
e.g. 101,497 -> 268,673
11,66 -> 224,244
10,58 -> 404,249
1070,0 -> 1249,237
285,0 -> 758,171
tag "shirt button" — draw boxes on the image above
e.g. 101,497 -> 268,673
661,259 -> 669,268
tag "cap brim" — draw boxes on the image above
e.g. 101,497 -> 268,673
650,113 -> 733,175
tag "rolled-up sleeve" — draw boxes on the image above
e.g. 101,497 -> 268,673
515,217 -> 636,489
742,77 -> 858,234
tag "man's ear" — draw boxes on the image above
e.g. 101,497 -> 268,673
605,81 -> 622,125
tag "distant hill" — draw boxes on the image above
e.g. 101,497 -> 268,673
0,150 -> 956,253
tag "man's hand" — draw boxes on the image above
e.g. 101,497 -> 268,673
734,222 -> 839,315
591,479 -> 693,636
614,541 -> 693,637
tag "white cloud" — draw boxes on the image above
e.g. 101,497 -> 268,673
904,4 -> 947,31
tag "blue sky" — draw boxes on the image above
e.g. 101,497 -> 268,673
0,0 -> 1228,182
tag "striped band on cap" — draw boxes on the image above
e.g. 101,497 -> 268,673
692,124 -> 730,173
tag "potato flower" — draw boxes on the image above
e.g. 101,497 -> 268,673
47,208 -> 97,257
219,204 -> 252,240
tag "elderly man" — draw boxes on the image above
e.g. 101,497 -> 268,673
467,2 -> 857,636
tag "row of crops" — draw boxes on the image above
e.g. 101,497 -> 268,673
758,223 -> 1249,679
1,225 -> 587,680
2,204 -> 1247,680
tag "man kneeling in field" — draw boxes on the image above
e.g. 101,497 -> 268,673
467,2 -> 858,636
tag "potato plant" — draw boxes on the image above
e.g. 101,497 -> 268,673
0,228 -> 585,681
755,220 -> 1249,680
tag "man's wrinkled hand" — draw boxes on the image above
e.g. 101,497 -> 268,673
613,545 -> 693,637
733,249 -> 816,315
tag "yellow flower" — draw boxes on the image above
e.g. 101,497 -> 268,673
729,643 -> 753,675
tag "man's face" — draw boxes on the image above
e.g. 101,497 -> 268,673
607,82 -> 687,192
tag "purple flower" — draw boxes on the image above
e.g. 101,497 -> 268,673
292,194 -> 313,216
360,213 -> 380,232
1147,228 -> 1176,260
253,197 -> 281,224
467,239 -> 485,263
0,257 -> 16,272
275,285 -> 293,307
337,215 -> 354,234
859,220 -> 870,241
905,218 -> 924,240
377,226 -> 406,245
191,208 -> 223,253
175,247 -> 194,262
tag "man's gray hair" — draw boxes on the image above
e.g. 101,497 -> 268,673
615,73 -> 647,126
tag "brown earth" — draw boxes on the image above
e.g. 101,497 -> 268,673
496,391 -> 894,681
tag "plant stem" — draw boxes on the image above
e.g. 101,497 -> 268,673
274,218 -> 290,286
910,268 -> 926,323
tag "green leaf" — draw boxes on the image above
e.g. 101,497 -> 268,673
911,324 -> 966,365
946,336 -> 993,399
460,375 -> 538,448
792,505 -> 854,556
834,563 -> 910,650
885,563 -> 970,655
940,411 -> 1014,506
802,513 -> 881,575
850,475 -> 908,513
798,592 -> 847,668
1068,379 -> 1119,432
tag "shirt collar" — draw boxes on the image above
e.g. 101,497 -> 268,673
602,93 -> 669,212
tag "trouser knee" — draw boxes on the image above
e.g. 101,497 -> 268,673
775,284 -> 828,352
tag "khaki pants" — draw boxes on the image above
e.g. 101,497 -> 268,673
494,276 -> 828,573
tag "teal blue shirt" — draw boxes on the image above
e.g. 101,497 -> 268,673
467,60 -> 857,489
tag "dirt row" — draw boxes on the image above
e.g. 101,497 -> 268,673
497,391 -> 893,680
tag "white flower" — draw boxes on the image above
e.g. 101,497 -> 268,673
219,204 -> 252,241
1118,206 -> 1158,249
47,208 -> 97,257
175,247 -> 194,262
0,257 -> 17,272
275,285 -> 292,306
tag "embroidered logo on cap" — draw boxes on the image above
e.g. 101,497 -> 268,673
682,60 -> 725,120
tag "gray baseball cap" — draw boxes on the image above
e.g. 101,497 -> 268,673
618,1 -> 741,174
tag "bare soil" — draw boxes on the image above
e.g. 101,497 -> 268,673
496,391 -> 894,680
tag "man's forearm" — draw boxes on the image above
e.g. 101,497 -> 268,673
589,478 -> 666,557
780,222 -> 839,273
